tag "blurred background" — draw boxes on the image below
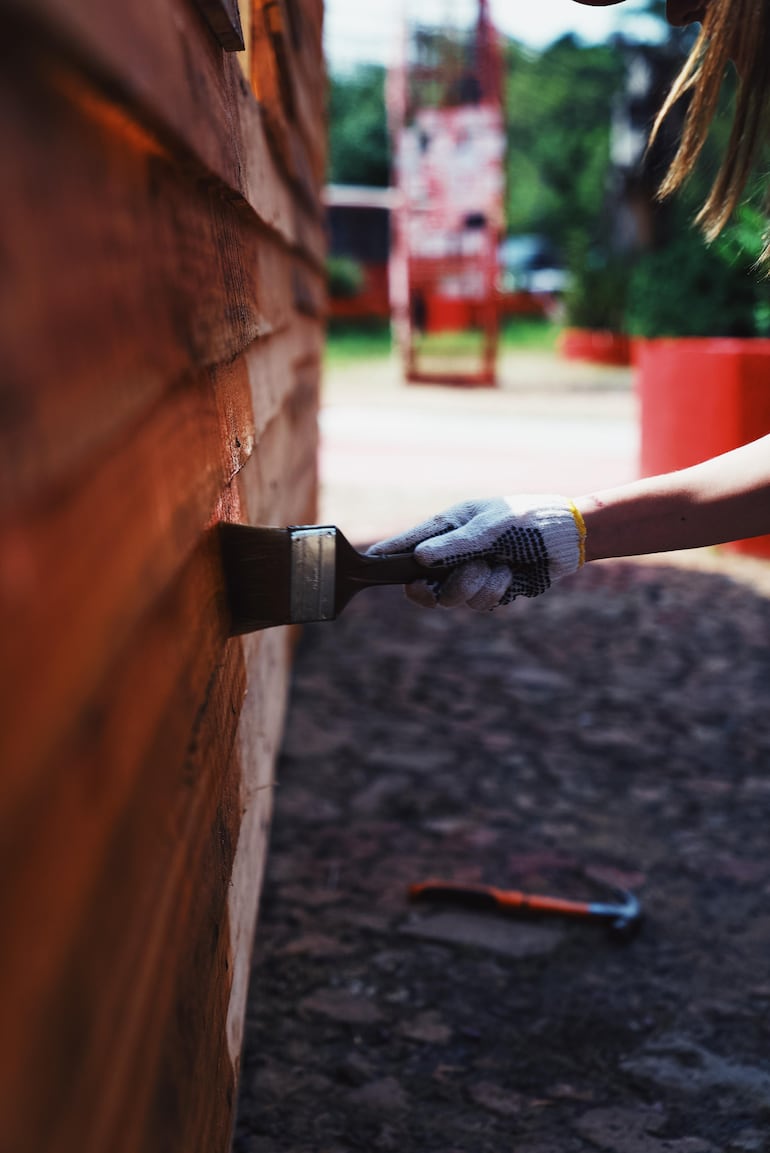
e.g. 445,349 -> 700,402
322,0 -> 769,354
318,0 -> 770,545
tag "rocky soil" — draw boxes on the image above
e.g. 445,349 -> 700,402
233,554 -> 770,1153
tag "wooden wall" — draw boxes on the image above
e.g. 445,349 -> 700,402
0,2 -> 326,1151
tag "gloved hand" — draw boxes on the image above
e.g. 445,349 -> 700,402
368,495 -> 586,611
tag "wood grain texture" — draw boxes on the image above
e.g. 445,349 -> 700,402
0,1 -> 326,1150
0,39 -> 322,509
0,355 -> 320,1153
250,0 -> 327,195
3,0 -> 326,251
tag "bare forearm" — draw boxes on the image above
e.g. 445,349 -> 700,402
575,435 -> 770,562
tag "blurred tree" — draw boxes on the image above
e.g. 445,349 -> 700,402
325,31 -> 660,241
327,65 -> 391,187
504,36 -> 624,249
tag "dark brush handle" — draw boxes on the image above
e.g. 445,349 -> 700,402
346,549 -> 455,587
333,531 -> 456,615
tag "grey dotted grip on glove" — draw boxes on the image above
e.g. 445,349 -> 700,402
368,495 -> 587,611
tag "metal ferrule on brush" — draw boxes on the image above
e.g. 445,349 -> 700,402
289,526 -> 337,622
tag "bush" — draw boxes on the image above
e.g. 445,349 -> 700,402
562,205 -> 770,339
326,256 -> 365,300
626,232 -> 760,339
563,242 -> 628,332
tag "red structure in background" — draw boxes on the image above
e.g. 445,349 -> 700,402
387,0 -> 505,385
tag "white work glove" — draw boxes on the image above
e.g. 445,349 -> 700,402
368,495 -> 586,611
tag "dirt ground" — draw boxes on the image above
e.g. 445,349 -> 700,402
232,548 -> 770,1153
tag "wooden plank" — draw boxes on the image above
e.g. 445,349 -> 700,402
0,397 -> 319,1153
250,0 -> 327,199
2,0 -> 290,237
237,0 -> 253,78
281,0 -> 328,187
2,0 -> 326,258
267,0 -> 327,184
0,356 -> 319,1010
250,0 -> 301,183
237,356 -> 321,529
0,377 -> 225,820
141,628 -> 293,1153
0,325 -> 320,821
0,44 -> 310,510
193,0 -> 245,51
65,640 -> 252,1153
294,258 -> 329,319
0,4 -> 327,1152
0,536 -> 239,1153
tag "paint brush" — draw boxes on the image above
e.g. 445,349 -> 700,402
219,522 -> 453,634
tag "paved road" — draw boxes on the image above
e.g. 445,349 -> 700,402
319,349 -> 638,545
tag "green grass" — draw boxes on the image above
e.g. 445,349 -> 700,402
499,316 -> 562,351
323,320 -> 393,364
323,315 -> 562,364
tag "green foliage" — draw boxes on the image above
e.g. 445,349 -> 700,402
721,205 -> 770,334
326,255 -> 365,299
499,316 -> 561,350
626,215 -> 767,338
503,37 -> 624,248
324,32 -> 770,342
326,40 -> 623,239
563,238 -> 628,331
620,50 -> 770,338
326,65 -> 390,187
715,202 -> 769,267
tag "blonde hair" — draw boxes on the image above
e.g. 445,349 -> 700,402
651,0 -> 770,248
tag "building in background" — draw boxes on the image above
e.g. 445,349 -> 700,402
324,184 -> 397,322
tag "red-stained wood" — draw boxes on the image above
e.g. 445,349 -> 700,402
0,41 -> 319,510
280,0 -> 328,186
0,365 -> 320,1153
250,0 -> 327,195
3,0 -> 325,248
0,326 -> 323,814
0,540 -> 241,1153
0,1 -> 327,1150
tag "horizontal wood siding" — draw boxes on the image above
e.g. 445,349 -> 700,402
0,3 -> 325,1151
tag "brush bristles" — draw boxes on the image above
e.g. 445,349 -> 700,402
220,522 -> 428,634
219,524 -> 293,634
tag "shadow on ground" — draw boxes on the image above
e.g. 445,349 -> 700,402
233,559 -> 770,1153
